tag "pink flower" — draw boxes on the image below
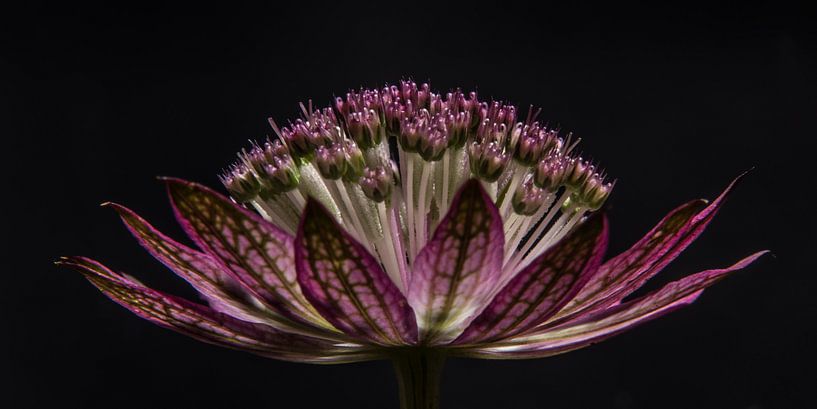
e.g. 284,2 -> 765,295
61,81 -> 765,409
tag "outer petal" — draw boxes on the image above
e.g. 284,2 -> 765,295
459,251 -> 767,359
456,213 -> 608,344
408,179 -> 505,344
107,203 -> 268,324
60,256 -> 376,364
163,178 -> 329,329
557,174 -> 744,320
295,199 -> 418,346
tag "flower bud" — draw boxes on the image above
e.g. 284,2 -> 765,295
342,141 -> 366,182
315,144 -> 347,180
445,110 -> 470,148
429,93 -> 445,115
534,156 -> 567,191
465,92 -> 482,133
563,158 -> 594,191
578,176 -> 613,211
280,120 -> 314,159
384,100 -> 404,138
400,81 -> 430,110
258,157 -> 300,196
514,125 -> 560,166
398,109 -> 431,153
359,165 -> 394,202
512,174 -> 547,215
220,164 -> 261,203
241,141 -> 301,196
480,101 -> 517,129
468,140 -> 509,182
347,109 -> 382,150
417,116 -> 449,161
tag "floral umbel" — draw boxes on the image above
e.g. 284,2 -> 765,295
61,81 -> 765,409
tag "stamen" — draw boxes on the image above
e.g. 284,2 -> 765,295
498,163 -> 524,218
416,160 -> 433,251
504,188 -> 572,273
404,152 -> 417,258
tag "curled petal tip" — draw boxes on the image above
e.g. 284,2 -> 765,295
100,201 -> 130,211
54,256 -> 94,272
157,176 -> 197,187
724,170 -> 751,190
102,202 -> 132,214
750,249 -> 772,260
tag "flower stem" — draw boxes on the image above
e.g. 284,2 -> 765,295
392,348 -> 446,409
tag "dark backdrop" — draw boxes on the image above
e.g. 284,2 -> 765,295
3,2 -> 815,408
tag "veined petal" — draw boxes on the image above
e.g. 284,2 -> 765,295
556,174 -> 745,321
107,202 -> 268,324
408,179 -> 505,344
60,256 -> 376,364
459,251 -> 767,359
163,178 -> 330,329
456,213 -> 608,344
295,199 -> 418,346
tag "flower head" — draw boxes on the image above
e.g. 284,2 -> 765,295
61,80 -> 765,407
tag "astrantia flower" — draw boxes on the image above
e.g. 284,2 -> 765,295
61,81 -> 765,409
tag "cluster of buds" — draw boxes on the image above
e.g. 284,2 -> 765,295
335,89 -> 384,150
384,82 -> 482,153
245,140 -> 300,197
466,102 -> 520,181
220,140 -> 301,202
222,80 -> 613,215
273,107 -> 343,160
398,109 -> 450,161
560,157 -> 613,211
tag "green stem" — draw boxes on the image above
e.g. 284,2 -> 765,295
392,348 -> 446,409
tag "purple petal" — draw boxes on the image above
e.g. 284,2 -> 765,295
460,251 -> 767,359
295,199 -> 418,346
108,203 -> 269,324
163,178 -> 329,328
558,174 -> 744,320
60,256 -> 375,363
456,213 -> 608,344
407,179 -> 505,344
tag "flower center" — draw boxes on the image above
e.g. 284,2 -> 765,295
220,81 -> 613,290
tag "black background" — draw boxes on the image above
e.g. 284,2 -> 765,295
3,2 -> 816,408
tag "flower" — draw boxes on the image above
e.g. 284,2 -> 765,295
60,81 -> 766,409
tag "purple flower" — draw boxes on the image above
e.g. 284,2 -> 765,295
61,81 -> 765,409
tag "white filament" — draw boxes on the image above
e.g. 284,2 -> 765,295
252,140 -> 589,294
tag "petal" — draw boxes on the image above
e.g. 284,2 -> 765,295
456,213 -> 608,344
295,199 -> 418,346
557,174 -> 745,320
459,251 -> 767,359
107,202 -> 269,324
60,256 -> 376,364
407,179 -> 505,344
163,178 -> 329,329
